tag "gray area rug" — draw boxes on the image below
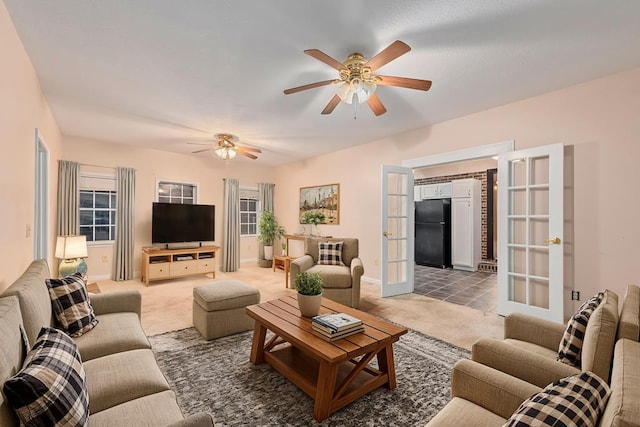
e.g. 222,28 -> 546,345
150,327 -> 469,426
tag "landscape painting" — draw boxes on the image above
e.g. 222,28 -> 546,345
299,184 -> 339,225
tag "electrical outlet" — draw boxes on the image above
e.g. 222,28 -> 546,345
571,290 -> 580,301
102,256 -> 108,263
373,258 -> 379,266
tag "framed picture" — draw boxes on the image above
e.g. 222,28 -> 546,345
299,184 -> 339,225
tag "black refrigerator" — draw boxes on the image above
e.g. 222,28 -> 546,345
415,199 -> 451,268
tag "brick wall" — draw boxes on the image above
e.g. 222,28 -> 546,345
415,171 -> 490,261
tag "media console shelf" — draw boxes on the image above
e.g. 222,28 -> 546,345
141,245 -> 220,285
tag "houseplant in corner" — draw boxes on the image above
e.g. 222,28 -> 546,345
258,210 -> 285,261
295,271 -> 323,317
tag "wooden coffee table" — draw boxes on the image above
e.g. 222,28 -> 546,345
246,296 -> 407,421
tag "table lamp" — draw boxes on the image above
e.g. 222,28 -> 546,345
55,235 -> 88,280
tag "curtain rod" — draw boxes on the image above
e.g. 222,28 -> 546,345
77,162 -> 135,171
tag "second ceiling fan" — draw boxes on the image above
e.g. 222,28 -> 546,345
191,133 -> 262,160
284,40 -> 431,116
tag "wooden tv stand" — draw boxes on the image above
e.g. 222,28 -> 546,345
141,245 -> 220,285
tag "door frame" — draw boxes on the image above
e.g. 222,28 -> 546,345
34,129 -> 49,260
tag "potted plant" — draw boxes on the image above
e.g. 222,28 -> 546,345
281,242 -> 287,256
258,210 -> 285,261
302,211 -> 326,236
295,271 -> 323,317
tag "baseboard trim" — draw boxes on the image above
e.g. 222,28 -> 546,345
362,275 -> 381,285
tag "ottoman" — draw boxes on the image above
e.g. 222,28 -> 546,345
193,280 -> 260,340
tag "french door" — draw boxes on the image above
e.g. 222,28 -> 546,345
380,165 -> 414,297
497,143 -> 564,323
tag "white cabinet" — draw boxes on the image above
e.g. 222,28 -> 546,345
419,182 -> 452,200
414,185 -> 424,202
452,179 -> 481,271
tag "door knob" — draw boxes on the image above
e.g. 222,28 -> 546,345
544,237 -> 561,244
383,231 -> 392,237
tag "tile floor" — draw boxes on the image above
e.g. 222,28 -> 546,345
413,265 -> 497,313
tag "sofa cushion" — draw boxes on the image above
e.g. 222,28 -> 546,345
305,237 -> 358,267
0,259 -> 54,346
46,272 -> 98,337
599,339 -> 640,427
317,241 -> 345,266
0,296 -> 29,427
3,327 -> 89,427
617,285 -> 640,341
504,339 -> 559,359
557,292 -> 602,367
83,349 -> 170,414
88,390 -> 184,427
503,371 -> 610,427
581,290 -> 619,382
428,397 -> 507,426
307,264 -> 352,288
73,312 -> 150,361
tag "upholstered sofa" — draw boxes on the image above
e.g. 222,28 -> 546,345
428,286 -> 640,426
0,259 -> 214,426
427,338 -> 640,426
472,290 -> 619,388
290,237 -> 364,308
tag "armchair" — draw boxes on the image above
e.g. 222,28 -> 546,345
289,237 -> 364,308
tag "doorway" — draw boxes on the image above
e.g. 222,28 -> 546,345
34,129 -> 49,260
400,141 -> 513,311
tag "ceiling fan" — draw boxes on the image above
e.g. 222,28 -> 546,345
190,133 -> 262,160
284,40 -> 431,116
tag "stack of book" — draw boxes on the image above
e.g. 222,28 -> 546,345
311,313 -> 364,342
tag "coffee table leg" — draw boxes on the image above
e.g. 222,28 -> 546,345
376,344 -> 397,389
249,322 -> 267,364
314,361 -> 338,421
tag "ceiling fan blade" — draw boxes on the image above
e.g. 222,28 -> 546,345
284,79 -> 335,95
321,95 -> 341,115
304,49 -> 345,71
366,40 -> 411,72
237,146 -> 262,153
237,150 -> 258,160
192,148 -> 212,154
377,75 -> 432,91
367,93 -> 387,116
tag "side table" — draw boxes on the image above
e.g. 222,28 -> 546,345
272,255 -> 295,288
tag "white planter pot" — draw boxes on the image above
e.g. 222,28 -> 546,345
264,245 -> 274,260
297,292 -> 322,317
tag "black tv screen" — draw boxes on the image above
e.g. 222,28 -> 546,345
152,203 -> 215,244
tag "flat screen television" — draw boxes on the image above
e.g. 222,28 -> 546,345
152,202 -> 215,244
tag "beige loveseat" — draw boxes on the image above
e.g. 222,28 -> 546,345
0,259 -> 213,426
290,237 -> 364,308
472,290 -> 619,388
427,338 -> 640,426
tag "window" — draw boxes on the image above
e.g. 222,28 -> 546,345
79,172 -> 117,243
157,181 -> 197,204
240,188 -> 259,236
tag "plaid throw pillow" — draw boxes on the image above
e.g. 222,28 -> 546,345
3,327 -> 89,427
503,371 -> 610,427
557,292 -> 604,367
46,272 -> 98,337
318,241 -> 345,266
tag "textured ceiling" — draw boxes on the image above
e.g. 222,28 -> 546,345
5,0 -> 640,165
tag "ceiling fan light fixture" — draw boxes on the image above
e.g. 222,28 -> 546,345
335,79 -> 376,104
215,146 -> 237,160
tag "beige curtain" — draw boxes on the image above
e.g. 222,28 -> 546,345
258,183 -> 275,260
57,160 -> 80,236
221,178 -> 240,272
115,167 -> 135,281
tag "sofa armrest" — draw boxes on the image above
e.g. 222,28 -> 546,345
289,255 -> 314,288
350,257 -> 364,308
451,359 -> 541,419
165,413 -> 215,427
90,290 -> 142,319
504,312 -> 565,351
472,337 -> 580,388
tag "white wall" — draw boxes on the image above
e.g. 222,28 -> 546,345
0,1 -> 63,291
273,67 -> 640,308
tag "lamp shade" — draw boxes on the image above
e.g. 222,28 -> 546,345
336,79 -> 376,104
215,146 -> 237,160
55,235 -> 88,259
